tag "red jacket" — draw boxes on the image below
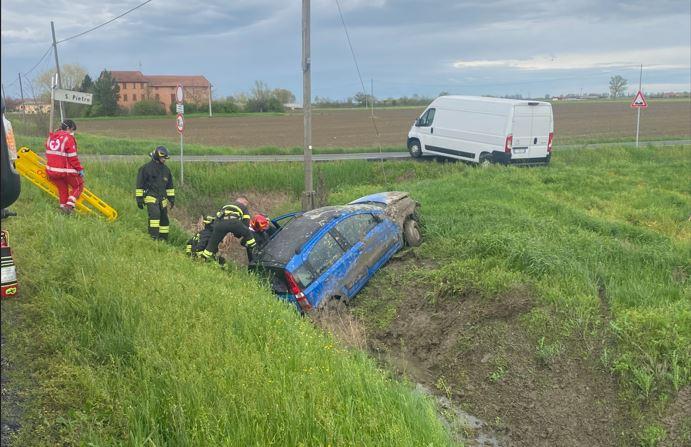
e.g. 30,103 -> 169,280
45,130 -> 83,177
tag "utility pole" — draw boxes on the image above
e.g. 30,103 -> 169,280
50,21 -> 64,122
18,73 -> 26,117
301,0 -> 315,211
1,83 -> 6,104
636,64 -> 643,148
208,83 -> 213,117
370,78 -> 374,118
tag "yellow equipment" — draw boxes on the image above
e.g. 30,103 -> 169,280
15,147 -> 118,221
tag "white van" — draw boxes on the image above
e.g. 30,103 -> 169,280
407,96 -> 554,165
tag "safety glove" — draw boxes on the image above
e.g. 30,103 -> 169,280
136,197 -> 144,209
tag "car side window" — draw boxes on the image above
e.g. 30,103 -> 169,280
307,232 -> 344,277
334,214 -> 378,247
419,108 -> 436,127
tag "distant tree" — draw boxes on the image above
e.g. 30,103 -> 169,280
35,64 -> 88,98
609,75 -> 628,99
438,91 -> 450,96
133,99 -> 165,115
3,97 -> 22,112
353,91 -> 373,107
272,88 -> 296,105
244,80 -> 284,112
79,74 -> 93,92
90,70 -> 120,116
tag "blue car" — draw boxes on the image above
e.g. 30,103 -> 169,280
249,192 -> 421,312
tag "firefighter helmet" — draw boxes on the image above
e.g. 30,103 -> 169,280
250,214 -> 270,232
151,146 -> 170,161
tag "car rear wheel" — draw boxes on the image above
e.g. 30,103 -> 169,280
408,140 -> 422,158
403,218 -> 422,247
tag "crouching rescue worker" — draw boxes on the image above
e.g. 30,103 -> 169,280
186,214 -> 215,257
200,197 -> 257,263
135,146 -> 175,240
45,119 -> 84,214
249,213 -> 276,249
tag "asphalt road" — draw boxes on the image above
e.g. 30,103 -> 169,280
81,139 -> 691,163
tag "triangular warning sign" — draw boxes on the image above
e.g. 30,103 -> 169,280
631,91 -> 648,109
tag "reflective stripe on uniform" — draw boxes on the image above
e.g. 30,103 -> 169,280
203,216 -> 214,224
159,226 -> 170,234
45,150 -> 78,157
243,214 -> 250,220
222,205 -> 243,218
144,196 -> 157,204
149,220 -> 160,228
245,238 -> 256,247
201,249 -> 214,258
166,189 -> 175,196
46,166 -> 78,174
185,244 -> 192,253
135,189 -> 144,197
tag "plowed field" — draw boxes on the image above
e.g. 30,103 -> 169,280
78,100 -> 690,148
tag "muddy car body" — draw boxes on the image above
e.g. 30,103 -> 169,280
249,191 -> 421,312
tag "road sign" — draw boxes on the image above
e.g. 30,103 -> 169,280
631,91 -> 648,109
176,103 -> 184,114
176,113 -> 184,133
176,84 -> 184,104
54,89 -> 93,105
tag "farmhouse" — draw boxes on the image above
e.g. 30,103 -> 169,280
109,70 -> 211,113
18,101 -> 51,114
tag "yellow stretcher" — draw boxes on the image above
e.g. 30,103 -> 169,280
15,147 -> 118,222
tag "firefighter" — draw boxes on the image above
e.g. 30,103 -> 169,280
200,197 -> 257,262
186,214 -> 215,257
45,119 -> 84,214
135,146 -> 175,240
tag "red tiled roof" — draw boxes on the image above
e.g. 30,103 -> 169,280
146,75 -> 210,88
110,71 -> 147,83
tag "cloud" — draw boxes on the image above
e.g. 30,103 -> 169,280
453,47 -> 691,71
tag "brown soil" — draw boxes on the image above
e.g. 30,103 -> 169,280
79,101 -> 691,148
354,257 -> 631,447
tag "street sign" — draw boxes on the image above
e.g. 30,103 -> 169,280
176,113 -> 184,133
631,91 -> 648,109
176,84 -> 184,104
54,89 -> 93,105
176,103 -> 184,114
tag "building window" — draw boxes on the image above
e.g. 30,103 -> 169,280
133,94 -> 137,101
170,93 -> 175,104
123,94 -> 128,102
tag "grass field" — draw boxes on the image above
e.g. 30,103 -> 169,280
2,144 -> 690,445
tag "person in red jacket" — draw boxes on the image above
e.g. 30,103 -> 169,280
45,119 -> 84,214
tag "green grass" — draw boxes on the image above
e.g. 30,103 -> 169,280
2,166 -> 456,445
16,132 -> 405,156
3,143 -> 689,444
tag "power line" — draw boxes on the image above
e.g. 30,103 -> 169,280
57,0 -> 153,44
23,45 -> 53,77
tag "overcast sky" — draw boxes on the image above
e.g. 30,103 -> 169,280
2,0 -> 690,100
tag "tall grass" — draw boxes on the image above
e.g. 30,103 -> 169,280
3,184 -> 454,445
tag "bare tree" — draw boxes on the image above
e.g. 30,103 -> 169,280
35,64 -> 88,100
609,75 -> 628,99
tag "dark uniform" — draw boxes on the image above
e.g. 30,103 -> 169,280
201,202 -> 256,262
186,215 -> 215,256
135,147 -> 174,240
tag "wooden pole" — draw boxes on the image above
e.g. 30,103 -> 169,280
301,0 -> 315,211
50,21 -> 65,122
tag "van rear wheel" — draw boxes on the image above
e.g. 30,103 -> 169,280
408,140 -> 422,158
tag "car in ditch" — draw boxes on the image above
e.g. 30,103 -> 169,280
249,191 -> 421,312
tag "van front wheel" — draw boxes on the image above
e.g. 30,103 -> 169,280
408,140 -> 422,158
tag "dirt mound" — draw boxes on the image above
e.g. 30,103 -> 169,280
355,259 -> 630,447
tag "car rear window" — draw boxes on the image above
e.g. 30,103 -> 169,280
255,207 -> 343,265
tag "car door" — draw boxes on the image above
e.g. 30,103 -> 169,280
301,231 -> 347,308
333,212 -> 399,296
